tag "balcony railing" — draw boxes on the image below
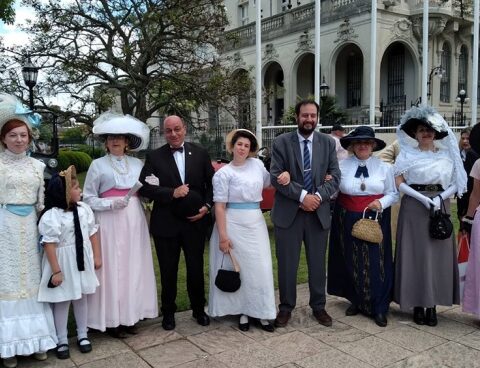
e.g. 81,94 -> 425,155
223,0 -> 371,51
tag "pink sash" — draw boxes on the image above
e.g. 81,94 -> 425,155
100,188 -> 135,198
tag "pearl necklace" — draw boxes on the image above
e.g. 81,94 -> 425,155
108,154 -> 129,175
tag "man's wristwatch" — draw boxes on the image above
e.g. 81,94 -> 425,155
205,203 -> 212,213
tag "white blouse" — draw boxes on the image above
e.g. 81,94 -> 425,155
83,154 -> 143,211
213,158 -> 270,203
339,155 -> 399,210
394,148 -> 454,189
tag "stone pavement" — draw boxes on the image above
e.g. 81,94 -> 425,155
11,284 -> 480,368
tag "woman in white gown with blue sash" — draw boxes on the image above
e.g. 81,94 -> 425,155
208,129 -> 289,332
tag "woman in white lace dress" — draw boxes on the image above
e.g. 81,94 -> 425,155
0,94 -> 57,368
208,129 -> 289,332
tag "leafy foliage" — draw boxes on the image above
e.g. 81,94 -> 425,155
57,149 -> 92,172
0,0 -> 15,24
1,0 -> 250,126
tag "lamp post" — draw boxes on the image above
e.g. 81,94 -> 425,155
320,75 -> 330,99
22,57 -> 39,111
456,89 -> 469,125
427,66 -> 445,100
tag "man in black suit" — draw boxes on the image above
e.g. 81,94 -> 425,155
139,115 -> 214,330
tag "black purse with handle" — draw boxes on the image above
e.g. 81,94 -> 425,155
429,198 -> 453,240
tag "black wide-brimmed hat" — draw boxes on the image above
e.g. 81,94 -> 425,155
172,190 -> 205,218
340,126 -> 386,151
469,123 -> 480,155
399,106 -> 449,140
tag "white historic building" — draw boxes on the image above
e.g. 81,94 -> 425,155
221,0 -> 479,127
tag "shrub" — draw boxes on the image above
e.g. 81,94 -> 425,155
58,150 -> 92,173
73,144 -> 105,159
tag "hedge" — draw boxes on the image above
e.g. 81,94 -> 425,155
58,150 -> 93,173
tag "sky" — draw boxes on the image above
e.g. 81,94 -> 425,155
0,1 -> 35,47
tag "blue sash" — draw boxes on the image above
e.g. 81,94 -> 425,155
1,204 -> 35,216
226,202 -> 260,209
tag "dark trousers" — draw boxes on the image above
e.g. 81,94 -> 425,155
153,224 -> 206,316
275,211 -> 328,312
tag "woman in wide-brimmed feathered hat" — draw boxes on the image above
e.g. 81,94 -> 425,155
393,105 -> 466,327
83,112 -> 158,337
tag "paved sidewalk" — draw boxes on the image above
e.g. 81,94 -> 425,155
11,284 -> 480,368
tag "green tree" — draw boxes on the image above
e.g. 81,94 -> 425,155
0,0 -> 15,24
1,0 -> 250,126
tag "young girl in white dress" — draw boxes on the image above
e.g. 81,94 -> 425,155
38,165 -> 101,359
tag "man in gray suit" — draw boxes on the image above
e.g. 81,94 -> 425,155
270,100 -> 340,327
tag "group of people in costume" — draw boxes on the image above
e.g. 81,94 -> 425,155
1,93 -> 480,367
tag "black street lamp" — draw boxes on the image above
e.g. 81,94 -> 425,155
456,89 -> 469,125
427,66 -> 445,100
22,57 -> 39,111
320,75 -> 330,99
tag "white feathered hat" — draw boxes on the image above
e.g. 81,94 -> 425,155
92,111 -> 150,151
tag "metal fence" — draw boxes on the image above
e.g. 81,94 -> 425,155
146,114 -> 470,159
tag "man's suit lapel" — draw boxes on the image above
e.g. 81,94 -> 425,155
183,142 -> 193,183
311,132 -> 320,181
164,145 -> 182,184
290,132 -> 303,174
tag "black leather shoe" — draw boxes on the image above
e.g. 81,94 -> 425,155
374,313 -> 387,327
56,344 -> 70,359
425,307 -> 437,327
192,311 -> 210,326
413,307 -> 425,325
260,322 -> 275,333
77,338 -> 92,353
162,314 -> 176,330
313,309 -> 333,327
238,320 -> 250,331
106,327 -> 127,338
345,304 -> 359,316
274,311 -> 291,327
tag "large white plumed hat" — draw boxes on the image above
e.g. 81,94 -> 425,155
92,111 -> 150,151
0,93 -> 42,133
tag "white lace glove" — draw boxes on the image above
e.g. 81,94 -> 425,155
111,198 -> 129,210
439,185 -> 458,201
145,174 -> 159,186
398,183 -> 435,210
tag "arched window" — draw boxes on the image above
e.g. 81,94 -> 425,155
458,45 -> 468,93
346,52 -> 362,107
440,43 -> 451,103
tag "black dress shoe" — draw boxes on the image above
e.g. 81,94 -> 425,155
77,338 -> 92,353
260,322 -> 275,333
374,313 -> 387,327
425,307 -> 437,327
192,311 -> 210,326
162,314 -> 176,330
239,321 -> 250,331
275,311 -> 291,327
56,344 -> 70,359
413,307 -> 425,325
124,324 -> 139,335
106,327 -> 127,338
345,304 -> 359,316
313,309 -> 333,327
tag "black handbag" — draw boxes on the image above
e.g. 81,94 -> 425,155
429,198 -> 453,240
215,252 -> 241,292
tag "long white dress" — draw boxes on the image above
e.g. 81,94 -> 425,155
0,150 -> 57,358
83,154 -> 158,330
38,202 -> 99,302
208,158 -> 276,319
